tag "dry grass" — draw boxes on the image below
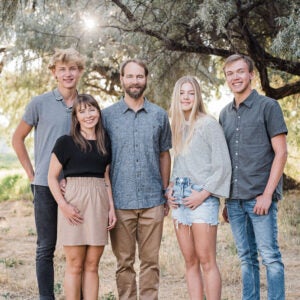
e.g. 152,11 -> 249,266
0,190 -> 299,299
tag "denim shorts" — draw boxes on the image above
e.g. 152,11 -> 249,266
172,177 -> 220,226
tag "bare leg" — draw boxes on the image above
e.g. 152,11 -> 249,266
82,245 -> 105,300
174,222 -> 204,300
64,245 -> 86,300
192,224 -> 221,300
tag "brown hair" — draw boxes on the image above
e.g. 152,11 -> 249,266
120,58 -> 149,77
48,48 -> 86,70
71,94 -> 107,155
223,54 -> 254,73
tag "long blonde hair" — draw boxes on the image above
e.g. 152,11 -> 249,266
169,76 -> 206,156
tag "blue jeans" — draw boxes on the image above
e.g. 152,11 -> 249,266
226,199 -> 285,300
33,185 -> 57,300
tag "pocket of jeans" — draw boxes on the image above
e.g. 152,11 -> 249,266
183,186 -> 192,197
30,184 -> 35,203
172,185 -> 181,197
30,184 -> 35,195
191,184 -> 202,192
172,185 -> 183,204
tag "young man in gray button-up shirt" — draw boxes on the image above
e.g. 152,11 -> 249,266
12,48 -> 85,299
220,54 -> 288,300
102,59 -> 172,300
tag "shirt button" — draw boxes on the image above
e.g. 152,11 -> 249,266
236,140 -> 238,143
235,166 -> 238,168
235,152 -> 238,155
234,179 -> 238,182
238,116 -> 241,119
236,128 -> 239,131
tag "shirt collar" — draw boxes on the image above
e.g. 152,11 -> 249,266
230,89 -> 257,110
120,96 -> 150,113
53,88 -> 64,101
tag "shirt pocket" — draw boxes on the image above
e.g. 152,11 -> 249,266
146,124 -> 160,144
241,125 -> 263,145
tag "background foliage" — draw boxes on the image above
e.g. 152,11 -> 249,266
0,0 -> 299,181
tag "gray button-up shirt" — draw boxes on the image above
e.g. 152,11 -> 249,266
23,88 -> 73,186
219,89 -> 288,200
102,97 -> 172,209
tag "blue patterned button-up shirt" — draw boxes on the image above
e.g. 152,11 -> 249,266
102,97 -> 172,209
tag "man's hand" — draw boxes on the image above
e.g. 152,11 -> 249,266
222,206 -> 229,223
254,194 -> 272,215
163,203 -> 170,216
166,187 -> 179,209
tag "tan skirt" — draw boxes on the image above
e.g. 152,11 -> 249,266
57,177 -> 109,246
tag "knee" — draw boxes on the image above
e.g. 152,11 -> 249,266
198,255 -> 215,272
260,249 -> 283,267
140,251 -> 159,265
36,244 -> 56,260
84,259 -> 100,273
66,258 -> 84,275
67,264 -> 84,276
184,256 -> 199,270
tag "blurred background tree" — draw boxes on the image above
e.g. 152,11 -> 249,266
0,0 -> 299,182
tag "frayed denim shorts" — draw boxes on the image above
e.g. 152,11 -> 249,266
172,177 -> 220,226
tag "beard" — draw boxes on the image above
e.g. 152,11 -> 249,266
123,82 -> 147,99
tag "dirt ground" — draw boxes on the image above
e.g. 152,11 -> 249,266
0,191 -> 299,299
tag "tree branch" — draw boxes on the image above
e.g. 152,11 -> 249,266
98,1 -> 300,100
266,80 -> 300,99
111,0 -> 136,21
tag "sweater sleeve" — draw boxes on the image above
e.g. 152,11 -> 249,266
201,119 -> 232,198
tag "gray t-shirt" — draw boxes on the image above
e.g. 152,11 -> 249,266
171,115 -> 232,198
22,88 -> 73,186
219,89 -> 288,200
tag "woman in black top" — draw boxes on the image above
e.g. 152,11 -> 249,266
48,94 -> 116,300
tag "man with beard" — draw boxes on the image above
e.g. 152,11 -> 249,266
102,59 -> 172,300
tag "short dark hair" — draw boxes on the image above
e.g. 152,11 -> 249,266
120,59 -> 149,77
223,54 -> 254,73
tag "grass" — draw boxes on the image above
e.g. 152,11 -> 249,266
0,174 -> 32,202
0,258 -> 24,268
0,192 -> 299,299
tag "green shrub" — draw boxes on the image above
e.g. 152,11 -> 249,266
0,174 -> 32,202
101,292 -> 116,300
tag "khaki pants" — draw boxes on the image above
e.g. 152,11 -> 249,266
110,205 -> 165,300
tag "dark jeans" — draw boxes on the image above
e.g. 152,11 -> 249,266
33,185 -> 57,300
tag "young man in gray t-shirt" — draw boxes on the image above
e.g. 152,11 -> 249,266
12,48 -> 85,299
